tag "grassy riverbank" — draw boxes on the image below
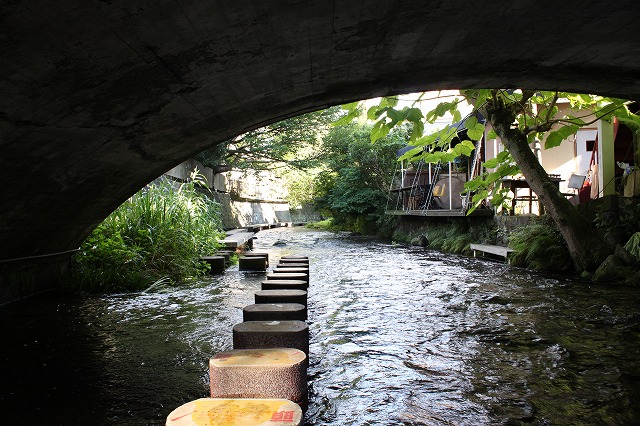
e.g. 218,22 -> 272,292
69,175 -> 225,293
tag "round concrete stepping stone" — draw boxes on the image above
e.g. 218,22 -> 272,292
233,320 -> 309,355
271,267 -> 309,275
255,289 -> 307,307
279,258 -> 309,264
166,398 -> 302,425
261,280 -> 307,291
209,348 -> 307,406
239,256 -> 267,272
243,252 -> 270,266
243,303 -> 306,321
266,272 -> 308,284
275,262 -> 308,268
200,256 -> 226,274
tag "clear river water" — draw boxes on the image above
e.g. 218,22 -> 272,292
1,227 -> 639,425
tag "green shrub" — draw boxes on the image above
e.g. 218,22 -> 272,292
508,219 -> 571,271
424,223 -> 473,254
70,173 -> 225,293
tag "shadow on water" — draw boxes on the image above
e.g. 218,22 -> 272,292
1,227 -> 639,425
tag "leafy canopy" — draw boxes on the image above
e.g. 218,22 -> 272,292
196,107 -> 341,171
338,90 -> 640,212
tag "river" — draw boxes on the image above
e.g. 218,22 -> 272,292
1,227 -> 639,425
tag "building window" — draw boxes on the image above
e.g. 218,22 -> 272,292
586,140 -> 595,151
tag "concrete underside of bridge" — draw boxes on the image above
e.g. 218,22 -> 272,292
2,1 -> 640,302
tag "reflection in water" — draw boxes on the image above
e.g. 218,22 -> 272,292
1,227 -> 639,425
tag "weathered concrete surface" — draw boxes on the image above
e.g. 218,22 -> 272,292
255,289 -> 308,307
271,267 -> 309,275
233,320 -> 310,355
243,303 -> 307,321
276,263 -> 310,269
238,256 -> 267,272
279,258 -> 309,264
209,348 -> 307,406
200,256 -> 226,274
261,280 -> 308,291
2,1 -> 640,301
166,398 -> 303,426
266,272 -> 309,285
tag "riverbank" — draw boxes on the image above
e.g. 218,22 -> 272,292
308,194 -> 640,281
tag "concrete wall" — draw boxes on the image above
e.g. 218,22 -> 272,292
167,160 -> 298,229
214,192 -> 292,229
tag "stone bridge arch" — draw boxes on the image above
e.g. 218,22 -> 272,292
2,1 -> 640,301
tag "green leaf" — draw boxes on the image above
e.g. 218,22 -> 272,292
467,122 -> 485,141
380,96 -> 399,108
406,107 -> 423,123
464,116 -> 478,130
486,129 -> 498,139
410,120 -> 424,142
370,120 -> 391,142
398,146 -> 423,161
544,124 -> 579,149
455,140 -> 476,156
333,104 -> 361,126
367,105 -> 382,120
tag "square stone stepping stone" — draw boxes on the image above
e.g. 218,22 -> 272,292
239,256 -> 267,272
200,256 -> 226,274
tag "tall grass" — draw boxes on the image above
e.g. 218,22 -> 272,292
70,172 -> 225,293
508,218 -> 571,271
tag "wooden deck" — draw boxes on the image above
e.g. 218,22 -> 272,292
470,244 -> 514,263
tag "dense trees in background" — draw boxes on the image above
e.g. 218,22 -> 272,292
312,123 -> 406,234
195,107 -> 408,235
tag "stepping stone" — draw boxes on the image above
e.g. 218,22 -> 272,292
200,256 -> 225,274
275,262 -> 308,268
271,267 -> 309,276
266,272 -> 309,284
239,256 -> 267,272
281,255 -> 308,260
255,289 -> 307,307
233,320 -> 309,355
209,348 -> 307,407
166,398 -> 303,425
243,251 -> 270,266
279,258 -> 309,264
215,251 -> 233,265
243,303 -> 306,321
261,280 -> 307,291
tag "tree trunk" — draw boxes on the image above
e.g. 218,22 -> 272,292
483,102 -> 613,272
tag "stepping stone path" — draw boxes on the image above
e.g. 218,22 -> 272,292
166,253 -> 313,424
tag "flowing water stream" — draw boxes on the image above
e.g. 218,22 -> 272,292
1,227 -> 639,425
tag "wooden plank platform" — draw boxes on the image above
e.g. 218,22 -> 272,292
470,244 -> 514,262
